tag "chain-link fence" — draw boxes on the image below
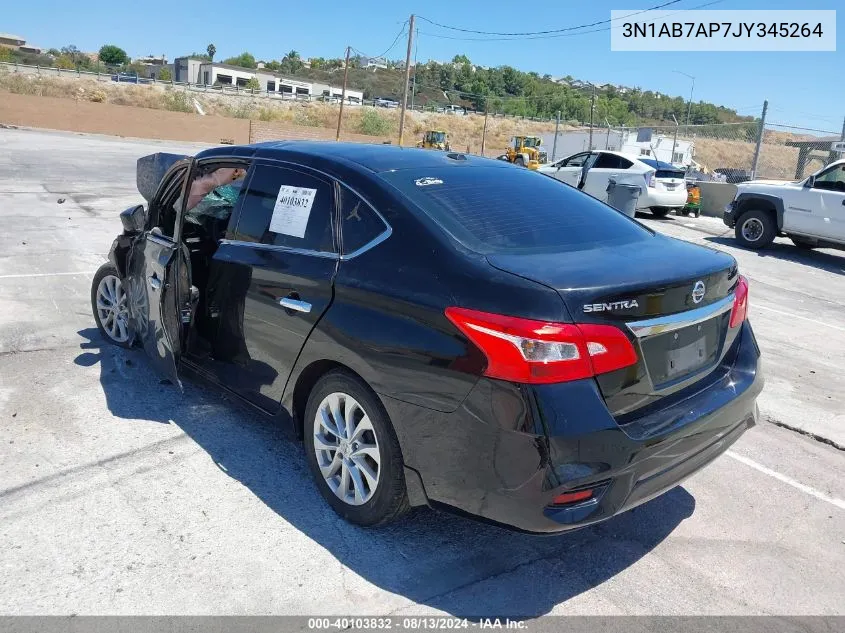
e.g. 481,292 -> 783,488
756,122 -> 843,181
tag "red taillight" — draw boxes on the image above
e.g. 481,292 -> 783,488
552,489 -> 594,505
444,307 -> 638,384
646,171 -> 657,188
730,275 -> 749,328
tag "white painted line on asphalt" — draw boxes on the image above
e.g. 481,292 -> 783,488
726,450 -> 845,510
753,304 -> 845,332
0,271 -> 94,279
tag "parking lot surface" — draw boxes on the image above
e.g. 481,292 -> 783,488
0,128 -> 843,616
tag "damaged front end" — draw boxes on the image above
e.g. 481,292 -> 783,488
109,152 -> 191,278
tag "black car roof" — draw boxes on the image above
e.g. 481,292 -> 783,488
196,141 -> 508,174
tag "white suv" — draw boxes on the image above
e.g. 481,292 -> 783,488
538,150 -> 688,216
723,159 -> 845,250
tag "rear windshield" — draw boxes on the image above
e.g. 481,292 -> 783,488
639,158 -> 685,179
380,166 -> 652,254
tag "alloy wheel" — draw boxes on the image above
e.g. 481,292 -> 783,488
96,274 -> 130,343
313,392 -> 381,506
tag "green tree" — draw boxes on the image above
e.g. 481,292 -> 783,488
452,54 -> 471,65
206,43 -> 216,61
98,44 -> 129,66
223,52 -> 256,69
244,76 -> 261,91
157,66 -> 172,81
56,55 -> 76,70
280,50 -> 303,74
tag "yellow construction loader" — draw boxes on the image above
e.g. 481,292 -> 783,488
417,130 -> 451,151
504,136 -> 547,169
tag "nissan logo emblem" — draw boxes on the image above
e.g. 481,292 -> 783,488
692,280 -> 706,304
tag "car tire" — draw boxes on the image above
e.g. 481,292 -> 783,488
650,207 -> 671,218
735,209 -> 776,249
790,236 -> 817,250
515,156 -> 525,167
303,370 -> 410,527
91,262 -> 133,348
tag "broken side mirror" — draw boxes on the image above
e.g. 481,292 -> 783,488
120,204 -> 147,234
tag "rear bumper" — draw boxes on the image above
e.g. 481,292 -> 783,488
639,188 -> 688,210
384,321 -> 763,533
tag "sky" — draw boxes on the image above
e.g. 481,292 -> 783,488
4,0 -> 843,131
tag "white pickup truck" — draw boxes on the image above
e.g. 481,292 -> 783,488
723,158 -> 845,250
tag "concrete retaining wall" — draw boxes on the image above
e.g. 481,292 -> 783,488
697,181 -> 737,218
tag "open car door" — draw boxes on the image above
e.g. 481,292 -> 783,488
125,158 -> 194,387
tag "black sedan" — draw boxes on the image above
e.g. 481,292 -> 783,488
91,142 -> 763,533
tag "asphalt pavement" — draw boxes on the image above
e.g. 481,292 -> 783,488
0,128 -> 842,617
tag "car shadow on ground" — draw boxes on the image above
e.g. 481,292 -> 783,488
704,236 -> 845,276
76,327 -> 696,619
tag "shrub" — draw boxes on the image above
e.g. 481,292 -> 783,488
358,108 -> 391,136
157,67 -> 172,82
161,89 -> 194,113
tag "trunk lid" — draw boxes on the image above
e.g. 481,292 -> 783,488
487,235 -> 741,419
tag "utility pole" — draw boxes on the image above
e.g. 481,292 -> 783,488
587,84 -> 596,150
552,111 -> 560,161
670,114 -> 679,165
751,100 -> 768,180
481,99 -> 490,155
336,46 -> 351,141
605,118 -> 612,150
398,14 -> 416,146
410,26 -> 418,111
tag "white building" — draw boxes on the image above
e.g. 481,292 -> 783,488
172,58 -> 362,102
359,56 -> 387,71
618,130 -> 695,166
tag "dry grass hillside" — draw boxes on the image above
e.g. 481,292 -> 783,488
0,72 -> 555,153
0,71 -> 827,179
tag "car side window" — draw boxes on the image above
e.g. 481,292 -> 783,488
152,166 -> 188,238
813,165 -> 845,192
593,153 -> 634,169
563,152 -> 590,168
233,164 -> 336,253
338,185 -> 388,255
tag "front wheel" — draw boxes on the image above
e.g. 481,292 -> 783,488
514,156 -> 525,167
304,370 -> 409,527
735,209 -> 776,249
91,263 -> 133,347
650,207 -> 671,218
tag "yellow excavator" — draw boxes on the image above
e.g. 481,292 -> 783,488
417,130 -> 451,151
504,136 -> 547,169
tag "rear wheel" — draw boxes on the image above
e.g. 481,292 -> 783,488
91,263 -> 132,347
650,207 -> 671,218
514,156 -> 525,167
303,370 -> 409,526
735,209 -> 776,249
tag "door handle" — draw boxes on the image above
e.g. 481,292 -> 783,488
149,276 -> 161,290
279,296 -> 312,313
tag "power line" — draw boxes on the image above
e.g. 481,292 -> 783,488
353,21 -> 408,61
417,0 -> 682,37
417,0 -> 723,41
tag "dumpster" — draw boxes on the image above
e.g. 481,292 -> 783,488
606,178 -> 641,218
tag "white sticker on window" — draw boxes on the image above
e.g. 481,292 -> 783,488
270,185 -> 317,238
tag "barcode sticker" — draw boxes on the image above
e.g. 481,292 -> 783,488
270,185 -> 317,238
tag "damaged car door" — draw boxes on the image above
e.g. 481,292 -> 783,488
125,160 -> 193,386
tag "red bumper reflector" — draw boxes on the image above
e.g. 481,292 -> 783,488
551,489 -> 594,505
